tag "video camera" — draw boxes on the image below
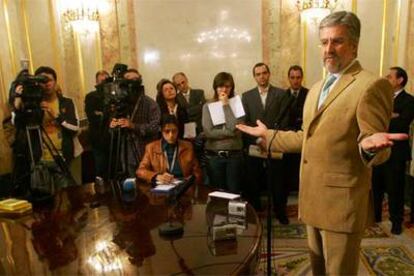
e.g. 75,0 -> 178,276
97,63 -> 144,118
14,71 -> 49,124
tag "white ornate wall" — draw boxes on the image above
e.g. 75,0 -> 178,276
134,0 -> 262,99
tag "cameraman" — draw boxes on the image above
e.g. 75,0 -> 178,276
11,66 -> 79,195
109,68 -> 160,177
85,70 -> 110,179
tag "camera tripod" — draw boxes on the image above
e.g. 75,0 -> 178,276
11,123 -> 77,198
106,125 -> 139,200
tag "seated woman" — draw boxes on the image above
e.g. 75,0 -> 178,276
136,115 -> 202,189
156,79 -> 189,138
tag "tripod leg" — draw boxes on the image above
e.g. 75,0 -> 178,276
107,127 -> 123,199
107,128 -> 115,180
28,126 -> 43,194
39,125 -> 77,186
126,132 -> 140,177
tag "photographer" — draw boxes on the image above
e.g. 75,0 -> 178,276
108,68 -> 160,177
85,70 -> 110,178
11,66 -> 79,196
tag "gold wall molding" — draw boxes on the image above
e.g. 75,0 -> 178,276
379,0 -> 388,76
302,20 -> 307,86
100,0 -> 121,72
114,0 -> 122,60
95,31 -> 103,70
47,0 -> 64,89
127,0 -> 138,68
3,0 -> 17,75
352,0 -> 357,13
20,0 -> 34,73
393,0 -> 402,65
262,0 -> 270,65
405,0 -> 414,92
73,32 -> 86,99
0,54 -> 6,104
263,0 -> 300,87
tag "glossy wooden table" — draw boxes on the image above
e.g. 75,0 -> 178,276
0,184 -> 262,275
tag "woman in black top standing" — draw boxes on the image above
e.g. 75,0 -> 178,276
156,79 -> 189,138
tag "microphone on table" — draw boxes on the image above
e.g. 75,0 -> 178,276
159,175 -> 196,237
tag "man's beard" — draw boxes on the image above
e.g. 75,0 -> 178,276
324,57 -> 341,73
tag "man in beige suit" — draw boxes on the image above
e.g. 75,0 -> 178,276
237,11 -> 407,275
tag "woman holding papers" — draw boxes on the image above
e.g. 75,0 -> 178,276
202,72 -> 245,193
136,115 -> 202,188
156,79 -> 189,138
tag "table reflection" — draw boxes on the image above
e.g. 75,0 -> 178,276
0,183 -> 261,275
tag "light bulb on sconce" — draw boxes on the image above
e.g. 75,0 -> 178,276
296,0 -> 338,23
61,0 -> 100,33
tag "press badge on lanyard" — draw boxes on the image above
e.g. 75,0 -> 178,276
164,147 -> 178,173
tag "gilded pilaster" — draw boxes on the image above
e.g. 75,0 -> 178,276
99,0 -> 121,71
406,0 -> 414,92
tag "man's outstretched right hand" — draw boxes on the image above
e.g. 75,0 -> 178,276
236,120 -> 268,139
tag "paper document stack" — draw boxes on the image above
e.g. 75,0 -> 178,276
0,198 -> 32,216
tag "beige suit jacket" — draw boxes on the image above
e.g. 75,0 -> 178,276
266,61 -> 393,233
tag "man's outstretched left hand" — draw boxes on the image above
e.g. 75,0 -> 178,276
360,132 -> 408,153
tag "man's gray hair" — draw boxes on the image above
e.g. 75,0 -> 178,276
319,11 -> 361,44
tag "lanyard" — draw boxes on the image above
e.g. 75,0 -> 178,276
164,146 -> 178,173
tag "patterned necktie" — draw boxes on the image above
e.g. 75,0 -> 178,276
318,74 -> 337,109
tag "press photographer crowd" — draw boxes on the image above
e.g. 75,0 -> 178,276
0,60 -> 305,223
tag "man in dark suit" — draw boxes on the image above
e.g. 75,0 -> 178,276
283,65 -> 309,192
372,66 -> 414,234
172,72 -> 206,135
85,70 -> 110,178
242,62 -> 291,224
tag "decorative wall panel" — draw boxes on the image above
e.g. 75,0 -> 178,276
134,0 -> 262,98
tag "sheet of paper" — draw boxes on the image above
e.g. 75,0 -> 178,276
152,184 -> 176,192
208,191 -> 240,200
229,95 -> 245,118
171,179 -> 184,185
207,101 -> 225,126
183,122 -> 197,138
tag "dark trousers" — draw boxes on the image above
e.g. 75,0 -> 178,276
372,159 -> 406,225
206,154 -> 244,193
282,153 -> 301,192
244,156 -> 287,216
92,147 -> 108,178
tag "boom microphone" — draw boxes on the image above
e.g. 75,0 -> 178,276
274,95 -> 295,129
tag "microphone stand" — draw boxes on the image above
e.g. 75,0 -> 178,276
159,176 -> 195,237
265,96 -> 295,276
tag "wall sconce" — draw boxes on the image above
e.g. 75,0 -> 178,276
61,0 -> 100,32
296,0 -> 338,22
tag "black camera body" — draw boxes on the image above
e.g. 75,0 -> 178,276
18,75 -> 48,109
97,63 -> 144,118
15,74 -> 49,125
